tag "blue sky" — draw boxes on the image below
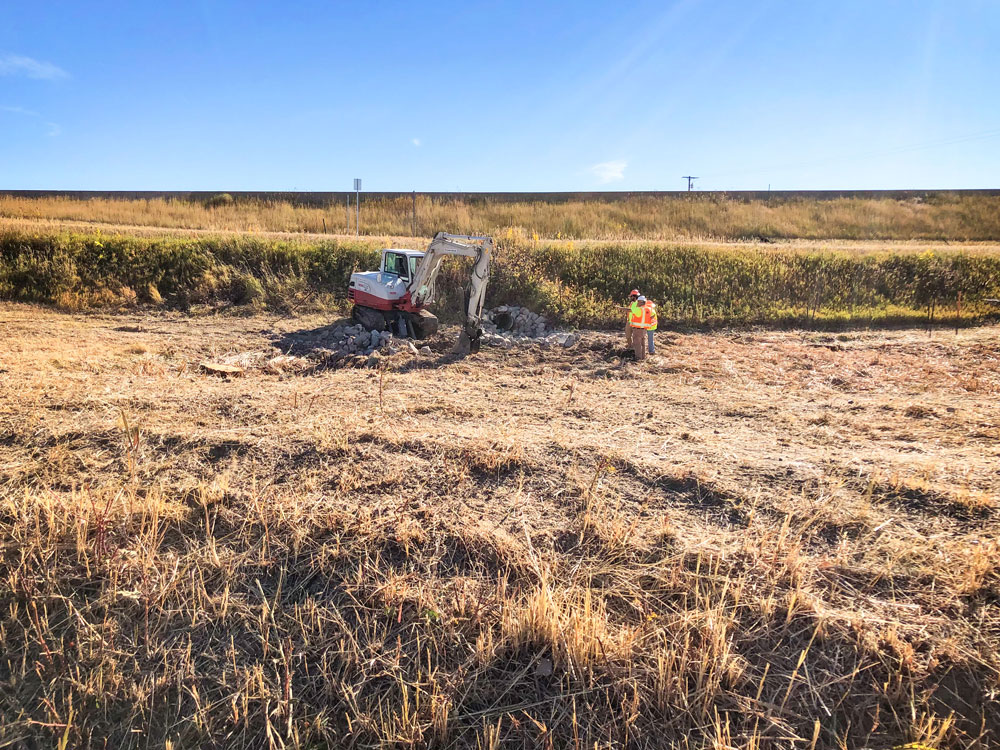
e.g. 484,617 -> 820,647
2,1 -> 998,191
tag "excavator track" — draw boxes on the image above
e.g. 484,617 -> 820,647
352,305 -> 439,340
351,305 -> 387,332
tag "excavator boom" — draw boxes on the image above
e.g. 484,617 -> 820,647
407,232 -> 492,352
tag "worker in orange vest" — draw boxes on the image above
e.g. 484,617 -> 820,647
624,289 -> 641,348
643,296 -> 658,355
629,294 -> 653,361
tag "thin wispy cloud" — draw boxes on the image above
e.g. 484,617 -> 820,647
1,105 -> 40,116
0,53 -> 69,80
588,159 -> 627,183
1,104 -> 62,136
411,138 -> 421,147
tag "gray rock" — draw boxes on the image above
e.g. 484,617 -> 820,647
419,346 -> 433,356
406,341 -> 420,356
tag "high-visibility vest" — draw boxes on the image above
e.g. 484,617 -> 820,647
630,302 -> 652,329
644,301 -> 657,331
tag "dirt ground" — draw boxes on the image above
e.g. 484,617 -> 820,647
3,305 -> 996,517
1,304 -> 998,748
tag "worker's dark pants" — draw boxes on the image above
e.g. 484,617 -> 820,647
629,327 -> 647,361
647,330 -> 655,355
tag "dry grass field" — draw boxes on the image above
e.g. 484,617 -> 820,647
5,214 -> 1000,257
4,192 -> 1000,241
1,304 -> 997,748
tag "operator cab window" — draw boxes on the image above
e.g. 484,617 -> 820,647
384,252 -> 409,280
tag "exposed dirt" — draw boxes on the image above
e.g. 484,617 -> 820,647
1,304 -> 998,748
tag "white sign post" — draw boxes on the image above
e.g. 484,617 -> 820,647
353,178 -> 361,236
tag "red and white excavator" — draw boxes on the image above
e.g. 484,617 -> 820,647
347,232 -> 493,353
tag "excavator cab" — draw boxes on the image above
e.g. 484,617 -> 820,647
382,251 -> 419,281
348,249 -> 424,312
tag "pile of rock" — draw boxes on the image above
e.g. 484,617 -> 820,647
321,324 -> 393,356
481,306 -> 581,349
484,305 -> 548,338
300,324 -> 433,367
277,309 -> 580,368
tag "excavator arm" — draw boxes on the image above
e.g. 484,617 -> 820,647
408,232 -> 492,353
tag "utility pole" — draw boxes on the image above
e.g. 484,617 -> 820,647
354,178 -> 361,236
682,176 -> 698,191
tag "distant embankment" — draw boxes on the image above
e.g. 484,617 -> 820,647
3,188 -> 1000,206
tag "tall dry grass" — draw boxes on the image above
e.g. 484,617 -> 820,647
1,381 -> 996,748
4,193 -> 1000,241
5,470 -> 992,748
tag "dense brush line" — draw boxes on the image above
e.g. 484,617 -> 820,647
1,229 -> 998,327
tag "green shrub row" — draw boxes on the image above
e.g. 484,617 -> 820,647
2,230 -> 998,328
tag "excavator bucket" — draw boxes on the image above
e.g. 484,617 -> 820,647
454,326 -> 481,356
454,284 -> 483,355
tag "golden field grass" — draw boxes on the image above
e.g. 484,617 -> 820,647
1,305 -> 997,748
3,192 -> 1000,241
5,215 -> 1000,257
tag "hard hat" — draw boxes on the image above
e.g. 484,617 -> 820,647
637,296 -> 646,304
629,289 -> 639,296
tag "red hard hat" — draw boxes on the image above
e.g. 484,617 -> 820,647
630,289 -> 639,296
